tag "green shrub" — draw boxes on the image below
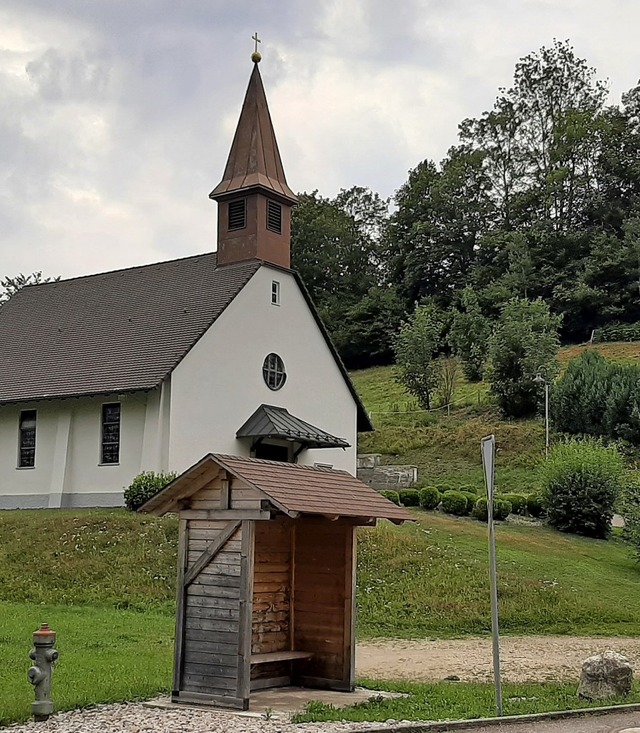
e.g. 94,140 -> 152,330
380,490 -> 401,506
419,486 -> 441,510
595,322 -> 640,343
461,485 -> 478,496
460,491 -> 477,514
526,493 -> 545,517
494,497 -> 512,521
124,471 -> 178,511
541,439 -> 624,538
441,490 -> 468,516
472,496 -> 512,522
399,489 -> 420,507
620,476 -> 640,560
473,497 -> 489,521
437,484 -> 454,494
552,351 -> 640,444
502,493 -> 527,515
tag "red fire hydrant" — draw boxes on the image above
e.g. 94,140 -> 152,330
27,624 -> 59,722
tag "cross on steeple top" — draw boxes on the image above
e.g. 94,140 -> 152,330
252,32 -> 261,53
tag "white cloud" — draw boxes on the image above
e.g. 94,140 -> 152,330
0,0 -> 639,279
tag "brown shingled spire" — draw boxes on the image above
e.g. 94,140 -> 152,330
210,57 -> 297,269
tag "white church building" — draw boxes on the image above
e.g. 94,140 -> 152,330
0,59 -> 372,509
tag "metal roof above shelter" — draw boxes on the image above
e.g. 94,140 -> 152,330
237,404 -> 350,449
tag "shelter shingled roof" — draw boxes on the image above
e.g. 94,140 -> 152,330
141,453 -> 412,523
0,254 -> 260,405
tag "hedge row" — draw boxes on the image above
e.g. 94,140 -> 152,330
594,322 -> 640,343
379,487 -> 545,522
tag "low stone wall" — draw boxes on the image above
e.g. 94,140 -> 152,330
357,454 -> 418,491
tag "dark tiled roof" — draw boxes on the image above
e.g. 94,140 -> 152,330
142,453 -> 412,523
0,254 -> 260,404
236,404 -> 350,449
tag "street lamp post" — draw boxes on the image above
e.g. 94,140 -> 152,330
534,371 -> 549,459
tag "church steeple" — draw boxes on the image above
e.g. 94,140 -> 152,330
210,47 -> 297,269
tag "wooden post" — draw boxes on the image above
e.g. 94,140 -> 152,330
172,518 -> 188,695
343,523 -> 357,690
237,519 -> 255,708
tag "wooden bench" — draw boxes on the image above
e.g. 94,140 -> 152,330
250,650 -> 313,691
250,650 -> 313,665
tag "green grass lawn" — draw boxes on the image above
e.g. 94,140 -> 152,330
0,602 -> 173,726
358,513 -> 640,638
292,679 -> 640,723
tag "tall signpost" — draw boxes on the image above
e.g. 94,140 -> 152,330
481,434 -> 503,717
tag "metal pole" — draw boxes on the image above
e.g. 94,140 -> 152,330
482,436 -> 502,717
545,382 -> 549,459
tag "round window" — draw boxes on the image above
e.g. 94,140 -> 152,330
262,353 -> 287,391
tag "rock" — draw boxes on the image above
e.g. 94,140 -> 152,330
577,650 -> 633,700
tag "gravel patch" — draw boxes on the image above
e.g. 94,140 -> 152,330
6,700 -> 405,733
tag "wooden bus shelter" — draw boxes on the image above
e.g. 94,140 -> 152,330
141,453 -> 410,710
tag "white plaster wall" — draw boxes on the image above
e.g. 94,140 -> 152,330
169,266 -> 358,474
0,390 -> 164,508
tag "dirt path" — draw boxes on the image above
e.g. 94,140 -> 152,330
356,636 -> 640,683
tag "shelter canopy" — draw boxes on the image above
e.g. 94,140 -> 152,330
141,453 -> 411,524
236,404 -> 350,450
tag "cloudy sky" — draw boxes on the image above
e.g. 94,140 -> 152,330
1,0 -> 639,280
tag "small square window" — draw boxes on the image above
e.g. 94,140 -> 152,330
228,199 -> 246,230
267,200 -> 282,233
271,281 -> 280,305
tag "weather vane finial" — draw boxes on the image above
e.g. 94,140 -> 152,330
251,32 -> 262,63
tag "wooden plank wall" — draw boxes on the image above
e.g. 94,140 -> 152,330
181,519 -> 242,696
293,517 -> 354,688
251,517 -> 293,682
176,475 -> 263,704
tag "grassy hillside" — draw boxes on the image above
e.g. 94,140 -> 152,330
3,503 -> 640,723
351,342 -> 640,493
2,508 -> 640,639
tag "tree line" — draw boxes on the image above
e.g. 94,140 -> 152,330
291,40 -> 640,369
4,41 -> 638,376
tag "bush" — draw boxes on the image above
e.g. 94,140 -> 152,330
595,322 -> 640,343
541,439 -> 624,538
472,496 -> 512,522
399,489 -> 420,507
441,490 -> 468,516
419,486 -> 441,510
619,476 -> 640,560
494,497 -> 512,521
502,493 -> 527,515
552,351 -> 640,444
472,497 -> 489,521
460,485 -> 478,496
526,493 -> 545,517
460,491 -> 477,514
380,490 -> 401,506
124,471 -> 178,511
